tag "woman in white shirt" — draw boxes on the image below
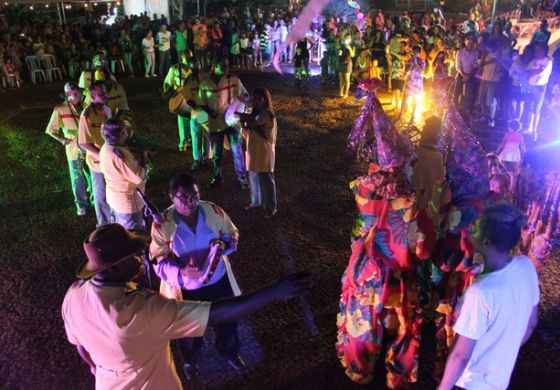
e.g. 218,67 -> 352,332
142,30 -> 156,78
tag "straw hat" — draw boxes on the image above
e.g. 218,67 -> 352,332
76,223 -> 150,279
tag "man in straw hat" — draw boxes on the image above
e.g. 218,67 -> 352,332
62,223 -> 311,389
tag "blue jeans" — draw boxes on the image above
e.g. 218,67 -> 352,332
91,170 -> 112,226
248,171 -> 277,213
68,158 -> 90,212
114,211 -> 144,230
158,50 -> 170,76
211,127 -> 246,182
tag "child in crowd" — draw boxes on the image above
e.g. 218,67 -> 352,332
294,40 -> 310,85
252,32 -> 262,68
3,56 -> 22,87
240,32 -> 251,69
400,45 -> 425,122
231,28 -> 241,68
497,119 -> 526,191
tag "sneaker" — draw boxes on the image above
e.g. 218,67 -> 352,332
488,119 -> 495,127
244,204 -> 259,211
190,160 -> 202,171
227,354 -> 246,371
77,208 -> 87,216
239,180 -> 249,190
182,363 -> 199,381
145,74 -> 149,78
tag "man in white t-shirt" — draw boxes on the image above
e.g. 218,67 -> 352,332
439,202 -> 540,390
157,24 -> 172,76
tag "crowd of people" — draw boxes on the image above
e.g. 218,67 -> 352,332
4,2 -> 560,139
14,1 -> 560,389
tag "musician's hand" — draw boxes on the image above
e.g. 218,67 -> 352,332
181,257 -> 203,280
270,271 -> 313,301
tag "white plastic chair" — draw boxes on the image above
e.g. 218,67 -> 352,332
25,56 -> 46,84
2,73 -> 20,88
41,54 -> 63,82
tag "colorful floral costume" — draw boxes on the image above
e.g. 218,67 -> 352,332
336,164 -> 423,388
339,79 -> 424,388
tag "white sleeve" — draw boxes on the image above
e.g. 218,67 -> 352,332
453,284 -> 489,340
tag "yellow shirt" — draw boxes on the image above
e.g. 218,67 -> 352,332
99,144 -> 146,213
78,104 -> 112,172
62,280 -> 210,390
246,110 -> 277,172
83,82 -> 129,114
45,100 -> 85,161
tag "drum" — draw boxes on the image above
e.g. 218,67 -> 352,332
225,98 -> 247,127
191,109 -> 209,125
168,93 -> 191,116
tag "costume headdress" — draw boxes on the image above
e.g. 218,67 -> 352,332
348,78 -> 413,168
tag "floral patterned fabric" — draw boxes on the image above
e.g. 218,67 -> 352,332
336,169 -> 424,388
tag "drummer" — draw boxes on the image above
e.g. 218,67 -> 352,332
83,68 -> 128,115
183,59 -> 213,171
79,52 -> 117,92
164,52 -> 193,151
206,59 -> 249,189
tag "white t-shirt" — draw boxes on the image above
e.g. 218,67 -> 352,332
453,255 -> 540,390
527,56 -> 552,86
157,30 -> 171,52
142,37 -> 154,53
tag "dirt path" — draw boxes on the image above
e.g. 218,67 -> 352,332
0,72 -> 558,389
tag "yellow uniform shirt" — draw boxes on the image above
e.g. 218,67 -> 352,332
78,104 -> 112,172
45,100 -> 85,161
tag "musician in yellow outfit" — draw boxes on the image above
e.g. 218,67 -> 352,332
164,53 -> 193,151
45,82 -> 90,216
206,59 -> 248,188
182,60 -> 213,170
83,68 -> 128,115
149,173 -> 244,380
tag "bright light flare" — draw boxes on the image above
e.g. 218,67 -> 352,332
403,91 -> 429,126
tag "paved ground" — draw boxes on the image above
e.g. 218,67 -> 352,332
0,69 -> 558,389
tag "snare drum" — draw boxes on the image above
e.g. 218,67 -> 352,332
225,98 -> 247,127
168,93 -> 191,117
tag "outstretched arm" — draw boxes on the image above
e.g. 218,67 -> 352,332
208,272 -> 311,325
